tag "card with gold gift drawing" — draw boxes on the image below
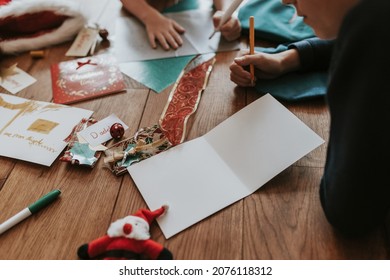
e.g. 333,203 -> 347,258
0,93 -> 93,166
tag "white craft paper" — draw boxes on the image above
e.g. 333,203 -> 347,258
114,9 -> 240,62
128,94 -> 324,238
0,93 -> 93,166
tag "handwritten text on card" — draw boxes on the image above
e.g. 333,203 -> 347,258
77,114 -> 128,147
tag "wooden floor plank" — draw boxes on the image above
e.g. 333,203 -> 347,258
243,166 -> 387,259
166,201 -> 244,259
0,88 -> 149,259
0,0 -> 388,260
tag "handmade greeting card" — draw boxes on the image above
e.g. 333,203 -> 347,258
51,53 -> 126,104
128,94 -> 324,238
0,93 -> 93,166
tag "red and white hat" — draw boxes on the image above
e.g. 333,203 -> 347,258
133,205 -> 167,225
0,0 -> 86,54
107,205 -> 168,240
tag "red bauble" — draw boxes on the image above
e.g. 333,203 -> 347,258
110,123 -> 124,139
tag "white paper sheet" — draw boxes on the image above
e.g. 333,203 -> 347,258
0,67 -> 36,94
0,93 -> 93,166
114,9 -> 240,62
128,94 -> 324,238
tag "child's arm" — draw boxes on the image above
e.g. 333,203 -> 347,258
120,0 -> 185,50
229,38 -> 333,87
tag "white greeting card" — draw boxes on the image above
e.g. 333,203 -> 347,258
77,113 -> 128,147
128,94 -> 325,238
0,93 -> 93,166
115,9 -> 240,62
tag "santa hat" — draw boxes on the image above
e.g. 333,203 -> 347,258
133,205 -> 167,225
107,205 -> 168,240
0,0 -> 86,54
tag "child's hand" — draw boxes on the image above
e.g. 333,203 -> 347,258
229,49 -> 301,87
212,10 -> 241,41
144,12 -> 185,50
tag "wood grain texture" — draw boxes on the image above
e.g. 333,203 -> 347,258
0,0 -> 389,260
243,167 -> 387,259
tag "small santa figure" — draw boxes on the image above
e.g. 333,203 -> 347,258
77,205 -> 173,260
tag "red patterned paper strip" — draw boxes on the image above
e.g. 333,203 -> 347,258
159,56 -> 215,145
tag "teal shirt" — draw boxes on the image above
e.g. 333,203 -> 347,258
163,0 -> 199,13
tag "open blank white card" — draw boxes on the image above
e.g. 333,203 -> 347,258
128,94 -> 324,238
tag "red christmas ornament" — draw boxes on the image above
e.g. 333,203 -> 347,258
110,123 -> 124,139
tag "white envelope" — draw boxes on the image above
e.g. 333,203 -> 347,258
128,94 -> 325,238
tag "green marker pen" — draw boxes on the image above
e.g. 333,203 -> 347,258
0,189 -> 61,235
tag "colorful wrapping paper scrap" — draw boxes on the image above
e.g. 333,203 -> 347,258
60,117 -> 106,167
104,54 -> 216,175
104,125 -> 172,176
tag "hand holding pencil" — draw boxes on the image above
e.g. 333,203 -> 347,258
230,16 -> 303,87
209,0 -> 243,41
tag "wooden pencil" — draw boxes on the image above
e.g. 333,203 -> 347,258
249,16 -> 255,85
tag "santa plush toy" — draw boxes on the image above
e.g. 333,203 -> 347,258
77,205 -> 173,260
0,0 -> 86,54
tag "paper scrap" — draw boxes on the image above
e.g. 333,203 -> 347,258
66,26 -> 99,57
78,114 -> 128,147
0,66 -> 36,94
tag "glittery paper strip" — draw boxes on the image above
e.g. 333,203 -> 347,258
159,54 -> 215,145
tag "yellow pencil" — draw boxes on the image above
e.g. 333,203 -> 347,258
249,16 -> 255,86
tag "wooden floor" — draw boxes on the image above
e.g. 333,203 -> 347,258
0,0 -> 389,260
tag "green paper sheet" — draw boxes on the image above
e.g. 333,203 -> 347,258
119,55 -> 195,93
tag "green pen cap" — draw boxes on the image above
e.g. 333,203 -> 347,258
28,189 -> 61,214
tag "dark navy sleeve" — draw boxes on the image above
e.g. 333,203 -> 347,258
288,38 -> 334,71
319,0 -> 390,235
